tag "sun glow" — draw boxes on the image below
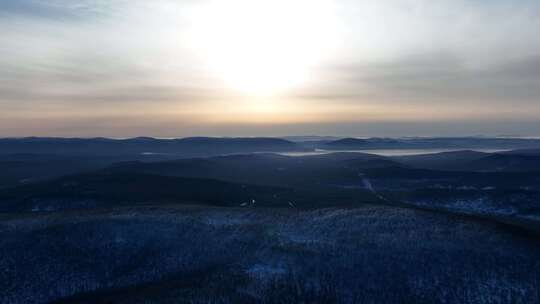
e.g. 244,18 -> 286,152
188,0 -> 342,96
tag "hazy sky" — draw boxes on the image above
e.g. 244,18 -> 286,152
1,0 -> 540,137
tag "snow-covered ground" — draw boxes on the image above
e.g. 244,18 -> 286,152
2,205 -> 539,303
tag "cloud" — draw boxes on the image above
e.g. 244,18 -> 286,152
1,0 -> 540,136
318,53 -> 540,103
338,0 -> 540,64
0,0 -> 117,21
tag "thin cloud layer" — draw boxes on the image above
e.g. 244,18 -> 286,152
1,0 -> 540,137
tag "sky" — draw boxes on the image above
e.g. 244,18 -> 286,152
1,0 -> 540,138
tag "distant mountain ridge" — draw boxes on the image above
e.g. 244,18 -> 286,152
4,136 -> 540,156
324,137 -> 398,148
0,137 -> 307,157
321,137 -> 540,150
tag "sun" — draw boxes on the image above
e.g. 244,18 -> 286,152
187,0 -> 342,96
